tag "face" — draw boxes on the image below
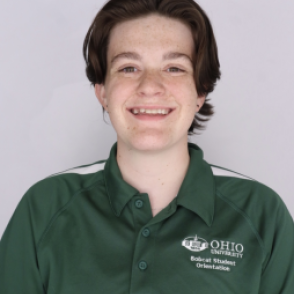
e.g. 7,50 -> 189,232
95,14 -> 205,152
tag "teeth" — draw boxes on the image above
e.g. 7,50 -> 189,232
131,108 -> 170,115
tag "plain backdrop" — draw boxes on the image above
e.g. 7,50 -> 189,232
1,0 -> 294,237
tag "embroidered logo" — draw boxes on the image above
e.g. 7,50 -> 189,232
182,235 -> 245,272
181,235 -> 209,252
182,235 -> 244,259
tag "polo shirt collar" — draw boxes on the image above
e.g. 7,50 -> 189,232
176,143 -> 215,227
104,142 -> 139,217
103,142 -> 215,226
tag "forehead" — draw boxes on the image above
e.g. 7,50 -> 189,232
107,14 -> 194,60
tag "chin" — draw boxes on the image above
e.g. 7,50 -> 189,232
126,135 -> 172,152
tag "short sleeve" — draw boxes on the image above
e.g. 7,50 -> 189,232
0,193 -> 45,293
258,199 -> 294,293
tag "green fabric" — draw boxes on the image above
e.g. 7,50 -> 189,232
0,142 -> 293,293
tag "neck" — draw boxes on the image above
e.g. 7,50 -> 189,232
116,138 -> 190,216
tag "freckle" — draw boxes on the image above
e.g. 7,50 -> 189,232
162,183 -> 164,185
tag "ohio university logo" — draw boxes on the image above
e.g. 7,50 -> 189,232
182,235 -> 244,258
182,235 -> 209,252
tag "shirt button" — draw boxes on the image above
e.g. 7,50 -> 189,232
142,228 -> 150,237
138,261 -> 148,271
135,200 -> 144,208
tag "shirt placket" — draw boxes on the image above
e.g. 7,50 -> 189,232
129,193 -> 177,294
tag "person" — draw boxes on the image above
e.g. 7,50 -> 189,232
0,0 -> 293,293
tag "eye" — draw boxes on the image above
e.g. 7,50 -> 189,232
167,67 -> 184,73
119,67 -> 138,73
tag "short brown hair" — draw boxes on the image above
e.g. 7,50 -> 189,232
83,0 -> 221,134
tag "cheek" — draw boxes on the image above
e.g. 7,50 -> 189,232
172,80 -> 198,108
107,76 -> 135,97
176,84 -> 198,125
106,84 -> 129,110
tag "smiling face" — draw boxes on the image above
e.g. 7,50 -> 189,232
95,14 -> 205,152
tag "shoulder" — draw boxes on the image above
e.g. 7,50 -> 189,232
14,160 -> 107,244
24,159 -> 106,208
26,159 -> 106,200
210,164 -> 282,208
210,163 -> 293,254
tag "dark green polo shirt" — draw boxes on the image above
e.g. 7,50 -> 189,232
0,142 -> 293,293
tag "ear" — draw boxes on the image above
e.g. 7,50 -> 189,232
196,94 -> 206,112
94,83 -> 108,111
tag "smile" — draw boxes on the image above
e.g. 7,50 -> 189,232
130,108 -> 172,115
127,107 -> 175,121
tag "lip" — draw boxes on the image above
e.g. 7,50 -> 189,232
126,106 -> 174,111
127,106 -> 175,121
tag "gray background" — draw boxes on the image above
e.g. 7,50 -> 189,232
1,0 -> 293,237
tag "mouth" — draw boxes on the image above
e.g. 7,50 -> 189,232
127,107 -> 175,121
128,107 -> 174,116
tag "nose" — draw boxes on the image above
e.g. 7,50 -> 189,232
137,69 -> 165,98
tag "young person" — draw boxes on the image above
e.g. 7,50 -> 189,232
1,0 -> 293,293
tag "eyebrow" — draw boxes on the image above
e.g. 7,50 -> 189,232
110,51 -> 193,65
